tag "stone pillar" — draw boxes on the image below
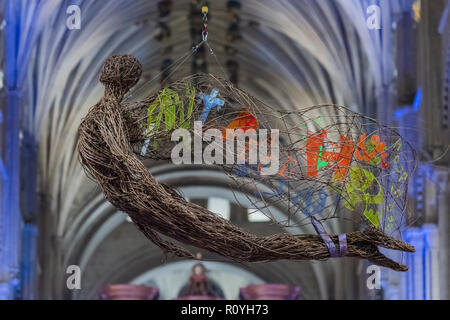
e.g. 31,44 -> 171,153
20,224 -> 38,300
19,131 -> 39,299
0,0 -> 26,300
401,224 -> 440,300
435,168 -> 449,299
376,0 -> 395,125
0,88 -> 23,300
418,0 -> 449,299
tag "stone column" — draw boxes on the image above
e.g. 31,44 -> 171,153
435,168 -> 449,299
0,0 -> 27,300
19,130 -> 39,299
20,224 -> 38,300
0,88 -> 23,300
401,224 -> 440,300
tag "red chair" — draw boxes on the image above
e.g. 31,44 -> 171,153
239,284 -> 301,300
99,284 -> 159,300
175,296 -> 223,300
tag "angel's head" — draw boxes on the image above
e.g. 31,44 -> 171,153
100,54 -> 142,98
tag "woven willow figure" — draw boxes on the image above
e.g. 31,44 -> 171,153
78,55 -> 415,271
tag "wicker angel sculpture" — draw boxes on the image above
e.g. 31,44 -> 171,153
78,55 -> 415,272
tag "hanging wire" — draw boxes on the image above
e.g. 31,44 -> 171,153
202,6 -> 208,41
124,39 -> 205,101
206,41 -> 229,80
201,5 -> 230,81
125,5 -> 231,101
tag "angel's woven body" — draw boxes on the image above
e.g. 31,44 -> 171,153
77,54 -> 415,271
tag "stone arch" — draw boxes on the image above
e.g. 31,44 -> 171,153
67,163 -> 332,300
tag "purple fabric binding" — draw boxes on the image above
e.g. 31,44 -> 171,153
310,216 -> 347,258
338,234 -> 348,257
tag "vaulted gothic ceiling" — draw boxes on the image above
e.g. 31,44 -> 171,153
1,0 -> 413,299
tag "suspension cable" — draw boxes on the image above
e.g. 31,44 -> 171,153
202,6 -> 208,41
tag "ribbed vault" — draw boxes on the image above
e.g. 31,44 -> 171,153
2,0 -> 411,298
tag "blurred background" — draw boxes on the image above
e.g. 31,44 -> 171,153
0,0 -> 449,300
